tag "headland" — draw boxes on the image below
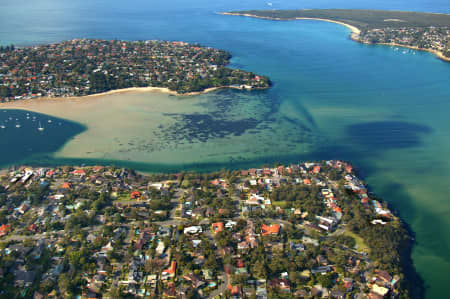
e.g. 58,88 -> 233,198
221,9 -> 450,62
0,39 -> 271,103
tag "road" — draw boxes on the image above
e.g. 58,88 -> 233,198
3,224 -> 104,242
208,272 -> 229,299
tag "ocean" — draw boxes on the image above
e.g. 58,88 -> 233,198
1,0 -> 450,297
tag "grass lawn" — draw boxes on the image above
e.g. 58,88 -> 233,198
343,230 -> 370,254
271,200 -> 289,208
116,195 -> 131,201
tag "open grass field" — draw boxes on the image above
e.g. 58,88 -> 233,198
343,230 -> 371,253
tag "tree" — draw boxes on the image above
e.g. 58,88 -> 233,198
316,272 -> 336,289
58,273 -> 70,295
251,259 -> 268,279
204,254 -> 219,272
186,288 -> 200,299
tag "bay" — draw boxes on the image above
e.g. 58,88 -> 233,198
1,0 -> 450,297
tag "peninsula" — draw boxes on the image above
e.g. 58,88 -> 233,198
0,161 -> 417,298
221,9 -> 450,62
0,39 -> 271,102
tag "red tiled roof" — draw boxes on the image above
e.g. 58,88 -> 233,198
334,207 -> 342,213
261,224 -> 280,236
163,261 -> 177,275
227,285 -> 242,296
92,166 -> 104,172
130,191 -> 141,199
212,222 -> 224,234
236,259 -> 245,268
0,224 -> 11,236
72,169 -> 86,175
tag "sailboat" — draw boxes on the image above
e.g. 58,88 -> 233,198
38,121 -> 44,131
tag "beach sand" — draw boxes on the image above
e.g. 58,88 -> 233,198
293,17 -> 361,39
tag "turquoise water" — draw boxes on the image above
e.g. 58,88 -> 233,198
1,0 -> 450,297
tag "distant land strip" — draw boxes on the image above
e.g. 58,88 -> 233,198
221,9 -> 450,62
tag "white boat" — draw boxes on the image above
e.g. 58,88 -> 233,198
38,121 -> 44,131
0,123 -> 5,129
48,119 -> 52,123
15,123 -> 21,128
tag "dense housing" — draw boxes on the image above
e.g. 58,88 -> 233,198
0,161 -> 413,298
0,39 -> 271,101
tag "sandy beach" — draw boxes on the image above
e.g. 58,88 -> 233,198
293,17 -> 361,38
221,13 -> 361,44
220,12 -> 359,33
0,86 -> 211,116
0,85 -> 257,111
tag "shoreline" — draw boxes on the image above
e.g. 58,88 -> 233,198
220,12 -> 360,36
0,85 -> 267,107
220,12 -> 449,62
295,17 -> 360,39
363,41 -> 450,62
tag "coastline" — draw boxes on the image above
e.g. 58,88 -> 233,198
364,41 -> 450,62
220,12 -> 360,36
0,85 -> 267,107
220,12 -> 449,62
294,17 -> 361,39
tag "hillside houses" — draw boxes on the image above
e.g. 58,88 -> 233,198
0,161 -> 409,298
359,26 -> 449,57
0,39 -> 271,101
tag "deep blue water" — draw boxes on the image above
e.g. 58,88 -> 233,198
1,0 -> 450,298
0,110 -> 85,166
1,0 -> 449,46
